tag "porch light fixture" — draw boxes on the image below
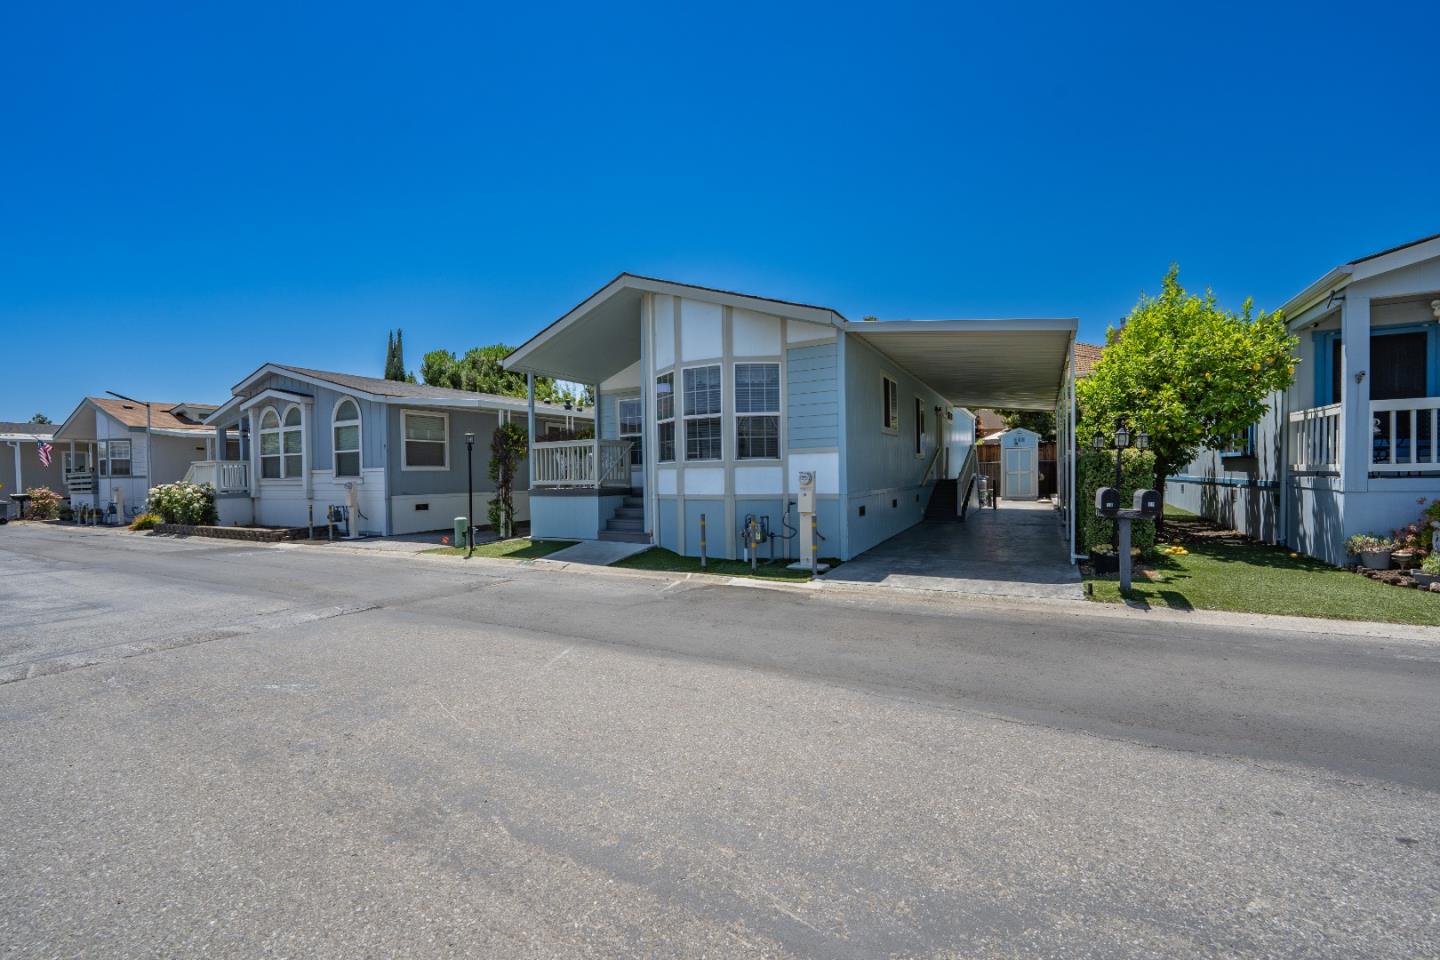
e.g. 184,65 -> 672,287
1113,420 -> 1130,450
1135,427 -> 1149,451
1431,299 -> 1440,321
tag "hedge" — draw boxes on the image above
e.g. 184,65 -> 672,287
1077,448 -> 1157,556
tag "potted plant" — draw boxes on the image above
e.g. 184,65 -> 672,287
1392,523 -> 1423,568
1414,553 -> 1440,589
1346,533 -> 1396,571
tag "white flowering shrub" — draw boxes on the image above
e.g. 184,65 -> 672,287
147,481 -> 217,526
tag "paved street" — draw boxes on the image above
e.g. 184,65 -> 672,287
2,524 -> 1438,958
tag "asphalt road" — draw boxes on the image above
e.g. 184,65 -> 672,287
2,523 -> 1437,958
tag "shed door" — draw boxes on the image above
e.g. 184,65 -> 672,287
1003,445 -> 1038,499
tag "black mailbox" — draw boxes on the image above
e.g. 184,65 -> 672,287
1095,487 -> 1120,517
1133,488 -> 1161,518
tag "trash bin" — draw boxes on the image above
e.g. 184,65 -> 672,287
453,516 -> 468,546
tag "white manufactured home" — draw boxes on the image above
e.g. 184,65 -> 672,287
199,365 -> 590,535
52,398 -> 219,522
1170,232 -> 1440,564
504,274 -> 1081,562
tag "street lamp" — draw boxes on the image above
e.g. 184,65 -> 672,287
464,431 -> 476,558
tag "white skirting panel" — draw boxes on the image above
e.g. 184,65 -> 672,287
389,491 -> 530,536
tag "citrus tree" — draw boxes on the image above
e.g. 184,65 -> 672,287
1077,266 -> 1296,529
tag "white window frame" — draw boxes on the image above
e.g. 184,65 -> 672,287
882,375 -> 899,433
681,363 -> 723,462
401,409 -> 450,471
332,397 -> 362,478
618,396 -> 643,466
734,362 -> 781,461
98,439 -> 133,477
655,372 -> 676,463
259,407 -> 283,480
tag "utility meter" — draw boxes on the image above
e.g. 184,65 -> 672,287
797,471 -> 816,514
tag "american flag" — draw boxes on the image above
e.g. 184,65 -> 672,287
36,441 -> 52,467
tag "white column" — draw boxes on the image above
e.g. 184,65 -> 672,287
300,401 -> 313,499
527,373 -> 537,487
1340,295 -> 1371,494
10,442 -> 20,494
246,408 -> 259,497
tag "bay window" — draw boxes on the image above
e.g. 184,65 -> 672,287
735,363 -> 780,459
683,364 -> 722,461
656,372 -> 675,462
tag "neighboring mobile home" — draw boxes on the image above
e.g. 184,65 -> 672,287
1169,232 -> 1440,564
504,274 -> 1079,561
200,365 -> 589,535
52,398 -> 218,521
1,422 -> 64,518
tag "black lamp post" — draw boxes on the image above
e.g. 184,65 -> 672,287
1094,417 -> 1149,551
464,431 -> 476,558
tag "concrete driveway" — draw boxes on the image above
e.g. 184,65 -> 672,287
822,500 -> 1083,600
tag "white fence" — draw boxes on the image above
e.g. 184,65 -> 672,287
184,460 -> 251,493
532,439 -> 633,488
1287,403 -> 1341,472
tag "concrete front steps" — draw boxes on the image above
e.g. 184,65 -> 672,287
600,492 -> 651,544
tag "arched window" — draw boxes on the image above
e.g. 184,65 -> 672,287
282,406 -> 303,478
333,398 -> 361,477
259,408 -> 282,479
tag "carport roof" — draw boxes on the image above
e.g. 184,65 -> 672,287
843,317 -> 1077,410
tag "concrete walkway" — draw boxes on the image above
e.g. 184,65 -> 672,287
822,500 -> 1083,600
541,539 -> 653,566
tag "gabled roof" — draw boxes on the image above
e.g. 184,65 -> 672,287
0,422 -> 56,439
208,363 -> 586,425
89,398 -> 214,432
1282,231 -> 1440,319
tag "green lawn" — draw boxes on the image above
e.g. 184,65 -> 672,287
423,538 -> 576,560
612,547 -> 838,582
1086,531 -> 1440,626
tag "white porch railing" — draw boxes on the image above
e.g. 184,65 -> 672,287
532,439 -> 633,488
64,470 -> 95,494
184,460 -> 251,493
1371,398 -> 1440,472
1288,398 -> 1440,474
1287,403 -> 1342,472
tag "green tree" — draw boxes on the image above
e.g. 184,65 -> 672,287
420,342 -> 578,403
1077,265 -> 1296,528
384,329 -> 415,382
487,421 -> 529,538
28,413 -> 52,424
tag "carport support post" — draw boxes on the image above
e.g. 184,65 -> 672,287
1118,518 -> 1133,592
526,373 -> 536,488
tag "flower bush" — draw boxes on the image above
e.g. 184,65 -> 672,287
129,512 -> 162,531
24,486 -> 61,520
1344,533 -> 1394,556
146,481 -> 217,526
1422,552 -> 1440,575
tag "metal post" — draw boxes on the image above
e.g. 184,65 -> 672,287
699,513 -> 707,568
1118,517 -> 1133,592
465,432 -> 475,556
750,521 -> 757,572
810,515 -> 818,576
307,503 -> 314,540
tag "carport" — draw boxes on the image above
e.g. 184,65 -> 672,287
826,316 -> 1082,598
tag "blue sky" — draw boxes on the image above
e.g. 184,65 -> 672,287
3,1 -> 1437,421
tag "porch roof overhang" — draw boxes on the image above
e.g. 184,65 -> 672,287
503,273 -> 846,384
842,317 -> 1078,410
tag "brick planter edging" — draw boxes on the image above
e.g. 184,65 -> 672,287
152,524 -> 307,543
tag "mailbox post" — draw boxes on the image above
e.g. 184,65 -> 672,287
1096,487 -> 1160,592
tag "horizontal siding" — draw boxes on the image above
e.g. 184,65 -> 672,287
787,342 -> 838,449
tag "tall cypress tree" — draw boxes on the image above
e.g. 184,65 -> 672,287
384,330 -> 397,379
392,328 -> 407,382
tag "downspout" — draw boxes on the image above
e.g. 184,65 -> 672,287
1068,339 -> 1083,563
